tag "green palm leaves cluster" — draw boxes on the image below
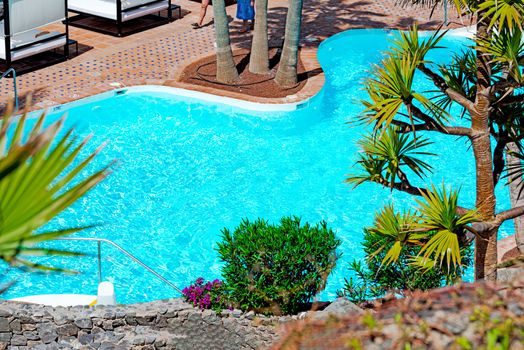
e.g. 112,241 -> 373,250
350,0 -> 524,280
347,126 -> 434,189
348,126 -> 476,271
361,27 -> 449,132
367,185 -> 476,273
0,110 -> 109,274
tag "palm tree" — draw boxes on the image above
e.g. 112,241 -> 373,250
274,0 -> 303,88
348,0 -> 524,281
249,0 -> 270,74
212,0 -> 239,84
0,109 -> 110,273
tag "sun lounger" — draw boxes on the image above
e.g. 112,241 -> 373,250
68,0 -> 174,37
0,0 -> 69,69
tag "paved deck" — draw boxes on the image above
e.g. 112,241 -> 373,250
0,0 -> 460,111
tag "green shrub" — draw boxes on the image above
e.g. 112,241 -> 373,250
217,216 -> 341,315
338,228 -> 472,303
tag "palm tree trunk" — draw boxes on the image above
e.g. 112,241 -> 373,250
213,0 -> 239,84
249,0 -> 269,74
274,0 -> 303,88
472,19 -> 498,281
506,142 -> 524,253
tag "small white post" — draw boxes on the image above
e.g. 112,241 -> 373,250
97,281 -> 116,306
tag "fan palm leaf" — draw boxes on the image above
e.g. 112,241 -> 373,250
0,111 -> 110,271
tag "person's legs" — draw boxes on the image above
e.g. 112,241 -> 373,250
198,0 -> 210,26
241,19 -> 248,32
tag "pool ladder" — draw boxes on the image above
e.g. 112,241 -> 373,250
57,237 -> 182,293
1,68 -> 19,111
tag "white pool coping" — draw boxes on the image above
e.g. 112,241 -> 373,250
10,294 -> 97,307
45,85 -> 315,115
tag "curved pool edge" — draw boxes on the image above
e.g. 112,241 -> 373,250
319,25 -> 477,52
41,84 -> 322,115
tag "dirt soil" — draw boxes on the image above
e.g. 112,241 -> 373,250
178,48 -> 309,98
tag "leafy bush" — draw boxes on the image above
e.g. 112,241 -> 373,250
338,228 -> 472,303
217,216 -> 341,315
182,277 -> 230,312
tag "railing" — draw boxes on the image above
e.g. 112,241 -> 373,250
1,68 -> 19,111
57,237 -> 182,293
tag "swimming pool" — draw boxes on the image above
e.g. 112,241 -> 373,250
4,29 -> 514,304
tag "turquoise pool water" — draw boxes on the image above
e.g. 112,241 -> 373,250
4,29 -> 514,303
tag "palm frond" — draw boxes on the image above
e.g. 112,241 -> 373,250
366,204 -> 426,267
0,110 -> 111,274
414,183 -> 477,269
477,0 -> 524,32
347,127 -> 435,189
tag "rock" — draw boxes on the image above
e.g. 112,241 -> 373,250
112,319 -> 125,328
9,319 -> 21,332
0,318 -> 9,332
22,323 -> 36,331
78,332 -> 94,345
154,337 -> 167,348
443,315 -> 468,335
231,309 -> 243,318
74,318 -> 93,329
323,298 -> 363,316
23,331 -> 40,341
11,334 -> 28,346
144,335 -> 156,344
0,308 -> 12,318
102,320 -> 113,330
37,323 -> 58,344
220,309 -> 232,317
202,311 -> 220,325
498,267 -> 524,282
57,323 -> 79,337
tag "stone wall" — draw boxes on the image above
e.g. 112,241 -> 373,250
0,298 -> 290,350
272,282 -> 524,349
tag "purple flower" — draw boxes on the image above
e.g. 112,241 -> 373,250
182,277 -> 227,311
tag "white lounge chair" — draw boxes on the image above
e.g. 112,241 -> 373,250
1,0 -> 69,69
68,0 -> 174,37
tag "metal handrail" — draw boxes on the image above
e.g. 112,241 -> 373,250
1,68 -> 19,111
57,237 -> 182,293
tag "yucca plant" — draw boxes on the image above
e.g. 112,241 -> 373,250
366,204 -> 425,266
349,0 -> 524,281
0,106 -> 110,277
347,126 -> 434,195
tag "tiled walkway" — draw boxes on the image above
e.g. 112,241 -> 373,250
0,0 -> 460,110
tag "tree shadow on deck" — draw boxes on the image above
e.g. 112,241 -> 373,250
228,0 -> 460,50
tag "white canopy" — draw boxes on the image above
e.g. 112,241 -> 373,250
7,0 -> 66,36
